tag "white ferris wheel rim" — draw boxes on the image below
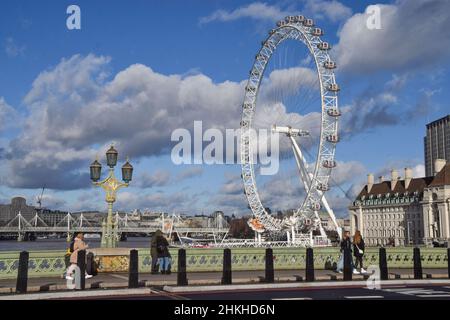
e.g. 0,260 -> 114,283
240,16 -> 340,232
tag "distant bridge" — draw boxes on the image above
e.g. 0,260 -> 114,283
0,212 -> 229,242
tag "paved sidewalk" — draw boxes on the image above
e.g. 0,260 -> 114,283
0,269 -> 448,295
3,278 -> 450,300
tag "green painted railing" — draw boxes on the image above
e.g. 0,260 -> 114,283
0,247 -> 448,280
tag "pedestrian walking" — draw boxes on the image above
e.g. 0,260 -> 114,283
150,230 -> 162,274
337,230 -> 358,274
353,230 -> 366,274
156,233 -> 171,274
65,232 -> 93,280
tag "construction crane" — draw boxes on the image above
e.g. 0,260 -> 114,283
36,187 -> 45,210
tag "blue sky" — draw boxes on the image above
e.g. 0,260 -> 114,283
0,0 -> 449,217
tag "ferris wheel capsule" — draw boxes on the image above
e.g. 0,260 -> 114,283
245,85 -> 256,92
311,202 -> 321,211
324,61 -> 336,69
285,16 -> 295,23
303,18 -> 314,27
326,134 -> 340,143
327,108 -> 341,117
322,160 -> 337,168
243,102 -> 254,111
318,42 -> 331,50
317,183 -> 330,192
328,83 -> 340,92
295,15 -> 305,23
311,28 -> 323,36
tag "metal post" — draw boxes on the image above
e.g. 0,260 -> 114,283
343,248 -> 352,281
447,248 -> 450,279
413,247 -> 423,279
177,249 -> 188,286
379,247 -> 389,281
86,252 -> 97,276
16,251 -> 29,294
407,221 -> 411,245
77,250 -> 86,290
128,249 -> 139,288
265,248 -> 274,283
221,248 -> 232,285
305,247 -> 315,282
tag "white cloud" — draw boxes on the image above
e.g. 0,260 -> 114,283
210,158 -> 366,217
176,167 -> 203,180
115,190 -> 201,213
199,2 -> 290,24
4,37 -> 26,58
339,74 -> 430,136
136,170 -> 171,188
303,0 -> 352,23
335,0 -> 450,74
2,54 -> 245,189
2,54 -> 324,190
199,1 -> 352,25
374,161 -> 427,181
0,97 -> 19,131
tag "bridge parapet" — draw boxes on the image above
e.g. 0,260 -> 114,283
0,247 -> 447,279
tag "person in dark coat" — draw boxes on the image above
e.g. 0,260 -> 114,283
156,233 -> 171,274
150,230 -> 162,274
353,230 -> 366,273
337,230 -> 358,274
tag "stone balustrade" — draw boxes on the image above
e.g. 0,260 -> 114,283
0,247 -> 448,279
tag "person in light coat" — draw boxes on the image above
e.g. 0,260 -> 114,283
66,233 -> 92,280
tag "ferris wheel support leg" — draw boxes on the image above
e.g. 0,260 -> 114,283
290,137 -> 311,192
313,210 -> 327,237
319,195 -> 342,239
290,136 -> 340,240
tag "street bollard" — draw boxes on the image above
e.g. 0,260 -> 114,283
77,249 -> 86,290
265,248 -> 274,283
221,248 -> 232,285
128,249 -> 139,288
16,251 -> 29,294
448,248 -> 450,279
379,247 -> 389,280
177,249 -> 188,286
305,247 -> 315,282
413,247 -> 423,279
86,252 -> 97,276
343,248 -> 352,281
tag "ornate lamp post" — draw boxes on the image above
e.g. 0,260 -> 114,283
90,145 -> 133,248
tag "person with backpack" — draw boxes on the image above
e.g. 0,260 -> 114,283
62,234 -> 76,279
65,233 -> 93,280
156,233 -> 171,274
353,230 -> 366,274
150,230 -> 162,274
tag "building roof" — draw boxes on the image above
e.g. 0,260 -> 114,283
356,163 -> 449,199
430,163 -> 450,186
426,114 -> 450,128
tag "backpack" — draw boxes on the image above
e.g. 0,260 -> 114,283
69,240 -> 75,253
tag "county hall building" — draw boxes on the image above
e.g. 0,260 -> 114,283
349,159 -> 450,246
